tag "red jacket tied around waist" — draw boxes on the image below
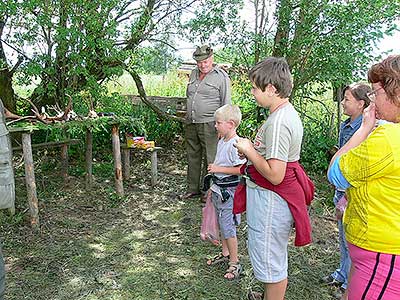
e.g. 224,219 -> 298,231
233,161 -> 314,247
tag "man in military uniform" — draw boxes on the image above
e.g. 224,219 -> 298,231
183,45 -> 231,200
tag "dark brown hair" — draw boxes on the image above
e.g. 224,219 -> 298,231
367,55 -> 400,105
249,57 -> 293,98
343,83 -> 372,108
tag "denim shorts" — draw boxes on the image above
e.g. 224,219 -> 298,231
211,188 -> 240,239
246,185 -> 293,283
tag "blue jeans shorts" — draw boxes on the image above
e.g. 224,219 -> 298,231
246,185 -> 293,283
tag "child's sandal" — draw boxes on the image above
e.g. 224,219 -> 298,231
206,252 -> 229,266
224,261 -> 243,280
247,290 -> 264,300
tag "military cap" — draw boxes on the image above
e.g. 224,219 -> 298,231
193,45 -> 213,61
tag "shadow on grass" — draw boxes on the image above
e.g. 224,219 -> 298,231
1,150 -> 339,300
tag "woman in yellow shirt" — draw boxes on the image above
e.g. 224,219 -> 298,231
328,55 -> 400,300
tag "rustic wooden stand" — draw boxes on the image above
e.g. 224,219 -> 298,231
10,127 -> 79,229
8,119 -> 162,227
121,144 -> 162,186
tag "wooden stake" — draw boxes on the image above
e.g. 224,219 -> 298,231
85,129 -> 93,187
111,124 -> 124,196
61,144 -> 68,183
150,149 -> 158,186
21,133 -> 39,229
122,148 -> 130,180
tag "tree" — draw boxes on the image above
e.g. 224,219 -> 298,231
185,0 -> 400,94
0,1 -> 22,112
0,0 -> 197,114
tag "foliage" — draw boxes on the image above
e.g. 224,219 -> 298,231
130,45 -> 183,75
1,0 -> 195,109
185,0 -> 400,93
128,104 -> 183,143
183,0 -> 399,171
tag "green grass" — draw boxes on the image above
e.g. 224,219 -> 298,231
1,146 -> 341,300
105,71 -> 187,97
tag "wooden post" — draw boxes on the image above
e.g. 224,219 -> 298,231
122,148 -> 130,180
111,124 -> 124,196
21,133 -> 39,229
85,128 -> 93,187
60,144 -> 68,183
150,149 -> 158,186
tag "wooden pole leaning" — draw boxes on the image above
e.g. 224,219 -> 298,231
149,148 -> 158,186
85,128 -> 93,187
60,144 -> 68,183
111,124 -> 124,196
121,147 -> 130,180
21,133 -> 39,229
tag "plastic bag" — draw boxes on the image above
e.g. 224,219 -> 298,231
200,191 -> 220,246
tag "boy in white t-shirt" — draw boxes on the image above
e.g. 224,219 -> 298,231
236,57 -> 304,300
205,104 -> 246,280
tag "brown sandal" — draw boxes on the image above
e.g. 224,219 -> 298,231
224,261 -> 243,280
206,253 -> 229,266
247,290 -> 264,300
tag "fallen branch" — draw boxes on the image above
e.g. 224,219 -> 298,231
6,116 -> 38,126
126,66 -> 185,123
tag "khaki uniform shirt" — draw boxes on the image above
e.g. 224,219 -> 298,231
186,66 -> 231,124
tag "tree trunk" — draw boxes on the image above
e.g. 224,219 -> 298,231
272,0 -> 291,58
0,68 -> 16,113
0,19 -> 16,112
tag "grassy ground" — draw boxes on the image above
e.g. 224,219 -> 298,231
1,146 -> 342,300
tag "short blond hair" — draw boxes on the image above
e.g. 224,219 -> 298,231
214,104 -> 242,127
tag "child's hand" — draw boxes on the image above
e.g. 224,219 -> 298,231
234,138 -> 253,157
208,163 -> 219,173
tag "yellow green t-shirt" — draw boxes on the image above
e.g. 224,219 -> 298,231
339,123 -> 400,254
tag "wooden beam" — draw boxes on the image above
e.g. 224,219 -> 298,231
12,139 -> 80,152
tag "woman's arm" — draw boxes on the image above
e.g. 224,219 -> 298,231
329,103 -> 376,168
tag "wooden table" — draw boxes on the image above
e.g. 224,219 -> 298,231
9,126 -> 40,229
9,126 -> 78,229
9,118 -> 159,228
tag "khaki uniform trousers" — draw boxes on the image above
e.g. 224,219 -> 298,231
185,122 -> 218,193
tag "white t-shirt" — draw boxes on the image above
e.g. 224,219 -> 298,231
213,135 -> 246,179
247,103 -> 303,189
210,135 -> 245,195
253,103 -> 303,162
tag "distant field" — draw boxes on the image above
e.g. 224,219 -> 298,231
13,71 -> 188,99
